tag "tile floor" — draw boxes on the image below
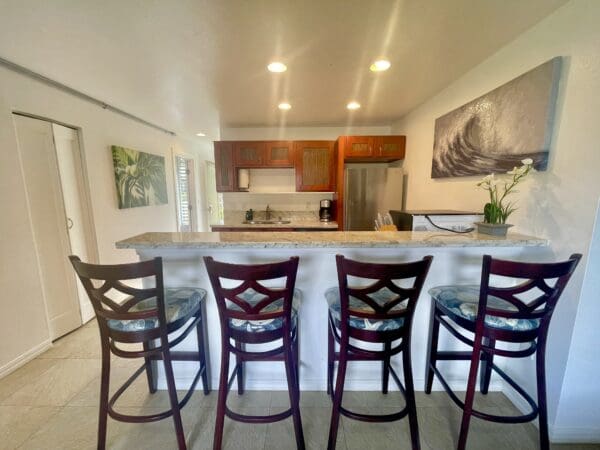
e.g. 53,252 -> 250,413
0,321 -> 598,450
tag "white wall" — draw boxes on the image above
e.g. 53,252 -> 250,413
0,65 -> 217,372
220,125 -> 391,141
391,0 -> 600,441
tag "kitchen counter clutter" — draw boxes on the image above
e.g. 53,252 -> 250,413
116,230 -> 549,393
210,221 -> 338,231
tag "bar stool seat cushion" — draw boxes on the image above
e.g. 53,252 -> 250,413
325,287 -> 406,331
107,287 -> 205,332
429,285 -> 540,331
228,288 -> 302,332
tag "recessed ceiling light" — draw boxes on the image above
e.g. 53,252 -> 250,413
278,102 -> 292,110
370,59 -> 391,72
347,101 -> 361,110
267,62 -> 287,73
195,132 -> 206,137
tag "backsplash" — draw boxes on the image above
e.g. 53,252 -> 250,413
223,209 -> 320,223
222,192 -> 333,213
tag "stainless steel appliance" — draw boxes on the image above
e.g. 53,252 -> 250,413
390,210 -> 482,232
319,199 -> 332,222
344,165 -> 404,230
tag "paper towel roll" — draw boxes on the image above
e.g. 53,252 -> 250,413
238,169 -> 250,190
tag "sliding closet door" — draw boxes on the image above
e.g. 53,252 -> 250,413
14,114 -> 82,339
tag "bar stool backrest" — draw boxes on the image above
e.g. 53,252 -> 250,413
204,256 -> 299,325
478,253 -> 582,339
336,254 -> 433,328
69,255 -> 167,341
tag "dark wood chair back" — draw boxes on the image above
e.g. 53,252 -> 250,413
69,255 -> 167,341
204,256 -> 299,327
335,254 -> 433,332
477,253 -> 582,339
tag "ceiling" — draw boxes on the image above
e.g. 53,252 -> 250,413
0,0 -> 568,138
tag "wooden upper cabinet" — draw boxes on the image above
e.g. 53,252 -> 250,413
233,141 -> 266,167
374,136 -> 405,159
341,135 -> 406,161
294,141 -> 336,192
343,136 -> 375,158
214,142 -> 236,192
265,141 -> 294,167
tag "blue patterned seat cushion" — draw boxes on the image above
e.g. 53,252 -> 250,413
325,287 -> 407,332
228,288 -> 301,333
107,287 -> 205,332
429,285 -> 540,331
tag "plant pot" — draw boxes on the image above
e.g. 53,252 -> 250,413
475,222 -> 513,237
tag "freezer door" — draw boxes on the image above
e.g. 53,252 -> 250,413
344,167 -> 403,230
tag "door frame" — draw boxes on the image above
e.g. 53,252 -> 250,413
13,111 -> 99,325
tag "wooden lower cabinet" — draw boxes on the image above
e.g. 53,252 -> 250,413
294,141 -> 336,192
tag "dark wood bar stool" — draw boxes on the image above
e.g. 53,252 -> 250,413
69,256 -> 210,450
326,254 -> 433,450
204,256 -> 305,450
424,253 -> 581,450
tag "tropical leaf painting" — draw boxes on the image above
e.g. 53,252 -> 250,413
111,146 -> 168,209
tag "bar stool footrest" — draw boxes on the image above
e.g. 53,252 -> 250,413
225,406 -> 293,424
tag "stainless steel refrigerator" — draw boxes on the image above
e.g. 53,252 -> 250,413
344,165 -> 404,231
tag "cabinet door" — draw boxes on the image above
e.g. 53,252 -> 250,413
214,142 -> 236,192
233,141 -> 266,167
343,136 -> 375,158
374,136 -> 405,159
265,141 -> 294,167
295,141 -> 336,192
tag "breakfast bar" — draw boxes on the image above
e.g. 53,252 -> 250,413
116,231 -> 549,392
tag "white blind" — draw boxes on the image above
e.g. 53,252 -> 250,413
175,156 -> 191,232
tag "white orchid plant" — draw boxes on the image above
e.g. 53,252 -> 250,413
477,158 -> 534,224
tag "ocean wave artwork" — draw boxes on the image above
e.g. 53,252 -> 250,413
431,57 -> 561,178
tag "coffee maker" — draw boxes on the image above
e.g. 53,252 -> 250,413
319,199 -> 332,222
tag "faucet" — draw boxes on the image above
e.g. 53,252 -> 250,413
265,204 -> 272,220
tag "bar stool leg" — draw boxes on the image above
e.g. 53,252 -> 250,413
382,341 -> 391,394
536,337 -> 550,450
327,321 -> 334,396
293,331 -> 301,391
196,312 -> 211,395
479,337 -> 495,395
214,342 -> 230,450
403,341 -> 421,450
285,336 -> 305,450
327,341 -> 348,450
457,339 -> 483,450
235,341 -> 245,395
98,345 -> 111,450
162,345 -> 187,450
425,303 -> 440,394
143,340 -> 158,393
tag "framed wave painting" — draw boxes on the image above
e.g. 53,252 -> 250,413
431,57 -> 561,178
111,145 -> 168,209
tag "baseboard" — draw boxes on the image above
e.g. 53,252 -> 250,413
551,427 -> 600,443
0,339 -> 52,379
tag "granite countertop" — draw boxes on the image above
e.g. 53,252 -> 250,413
210,220 -> 338,230
116,231 -> 548,250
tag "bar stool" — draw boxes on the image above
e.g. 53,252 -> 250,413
69,256 -> 210,450
424,253 -> 581,450
204,256 -> 305,450
326,254 -> 433,450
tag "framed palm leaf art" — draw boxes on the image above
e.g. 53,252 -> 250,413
111,145 -> 168,209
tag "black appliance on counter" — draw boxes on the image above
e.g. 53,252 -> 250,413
319,199 -> 332,222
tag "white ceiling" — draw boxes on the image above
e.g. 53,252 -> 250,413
0,0 -> 568,138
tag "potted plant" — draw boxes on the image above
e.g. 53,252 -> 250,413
476,159 -> 534,236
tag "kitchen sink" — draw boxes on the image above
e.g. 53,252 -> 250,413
242,220 -> 291,225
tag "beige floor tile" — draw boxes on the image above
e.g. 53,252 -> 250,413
225,390 -> 272,409
190,407 -> 267,450
3,358 -> 100,407
39,324 -> 101,360
0,405 -> 60,449
0,358 -> 59,403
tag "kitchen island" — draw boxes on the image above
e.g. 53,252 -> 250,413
116,231 -> 548,392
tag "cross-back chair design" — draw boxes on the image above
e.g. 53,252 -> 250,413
204,256 -> 305,450
326,254 -> 433,450
425,253 -> 582,450
69,256 -> 210,450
